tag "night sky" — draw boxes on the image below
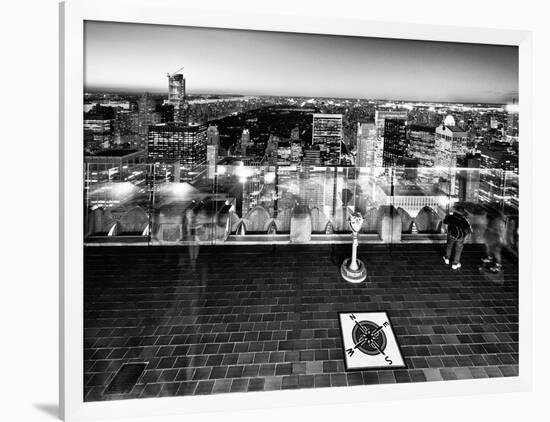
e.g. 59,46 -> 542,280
84,21 -> 518,104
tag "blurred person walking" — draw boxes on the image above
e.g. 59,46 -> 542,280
481,207 -> 507,273
184,200 -> 205,272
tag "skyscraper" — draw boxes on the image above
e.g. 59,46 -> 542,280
383,118 -> 407,167
167,73 -> 185,103
265,135 -> 279,166
356,120 -> 377,170
156,103 -> 175,123
434,125 -> 468,169
206,145 -> 218,180
166,70 -> 188,123
84,107 -> 114,152
312,113 -> 343,166
148,123 -> 208,181
206,124 -> 220,147
456,154 -> 481,203
434,124 -> 469,196
375,109 -> 408,133
205,124 -> 221,180
138,93 -> 160,150
374,109 -> 408,169
113,110 -> 139,147
478,143 -> 519,209
507,105 -> 519,139
407,125 -> 436,167
240,129 -> 250,156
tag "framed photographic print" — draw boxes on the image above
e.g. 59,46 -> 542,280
60,0 -> 533,420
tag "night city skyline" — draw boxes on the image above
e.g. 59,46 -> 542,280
82,18 -> 521,404
84,21 -> 518,104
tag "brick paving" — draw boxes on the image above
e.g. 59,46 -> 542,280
84,244 -> 519,401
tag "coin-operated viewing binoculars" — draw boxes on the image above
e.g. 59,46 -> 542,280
340,208 -> 367,283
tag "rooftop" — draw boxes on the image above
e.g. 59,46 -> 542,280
408,124 -> 436,133
380,184 -> 444,196
439,125 -> 467,133
85,149 -> 141,158
84,243 -> 518,401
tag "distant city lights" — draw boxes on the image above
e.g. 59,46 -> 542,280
506,103 -> 520,113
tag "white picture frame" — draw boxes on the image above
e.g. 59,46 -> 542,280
60,1 -> 533,420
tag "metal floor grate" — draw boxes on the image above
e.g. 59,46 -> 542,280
103,363 -> 147,395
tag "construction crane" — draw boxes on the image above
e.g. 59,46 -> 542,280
167,66 -> 184,78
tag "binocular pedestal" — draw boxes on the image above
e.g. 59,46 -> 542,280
341,211 -> 367,283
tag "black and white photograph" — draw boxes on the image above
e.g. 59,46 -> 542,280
10,0 -> 550,420
81,19 -> 521,403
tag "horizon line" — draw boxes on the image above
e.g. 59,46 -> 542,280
84,87 -> 518,106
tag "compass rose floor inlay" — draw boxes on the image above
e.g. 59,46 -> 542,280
339,312 -> 406,370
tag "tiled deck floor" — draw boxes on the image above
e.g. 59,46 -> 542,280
84,244 -> 518,401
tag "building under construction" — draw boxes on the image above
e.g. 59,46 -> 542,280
166,67 -> 188,123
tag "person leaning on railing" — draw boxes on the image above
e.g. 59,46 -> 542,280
442,205 -> 472,270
